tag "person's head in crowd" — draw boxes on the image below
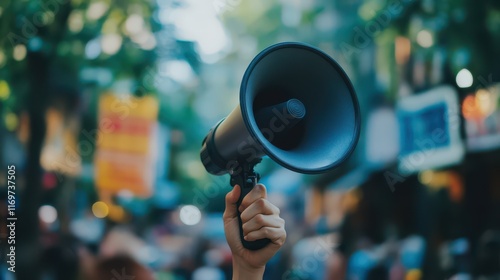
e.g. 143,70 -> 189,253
91,254 -> 155,280
41,234 -> 80,280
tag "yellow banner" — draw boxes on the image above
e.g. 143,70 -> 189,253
95,93 -> 159,198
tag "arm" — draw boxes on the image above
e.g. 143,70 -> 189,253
223,184 -> 286,280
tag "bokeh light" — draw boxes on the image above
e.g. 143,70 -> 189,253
0,50 -> 6,67
13,44 -> 27,61
124,14 -> 144,35
179,205 -> 202,226
395,37 -> 411,65
101,33 -> 122,55
456,68 -> 473,88
0,80 -> 10,100
39,205 -> 58,224
158,60 -> 196,85
86,1 -> 109,20
462,89 -> 497,120
4,112 -> 18,131
418,170 -> 434,185
85,38 -> 101,59
92,201 -> 110,218
416,30 -> 434,48
68,10 -> 84,33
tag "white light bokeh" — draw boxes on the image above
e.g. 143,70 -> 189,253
281,5 -> 302,27
101,34 -> 123,55
158,0 -> 231,63
416,30 -> 433,48
39,205 -> 58,224
158,60 -> 196,85
130,32 -> 156,50
86,2 -> 109,20
117,189 -> 134,200
140,35 -> 157,50
13,44 -> 27,61
125,14 -> 145,35
68,10 -> 84,33
456,68 -> 473,88
179,205 -> 202,226
138,246 -> 161,264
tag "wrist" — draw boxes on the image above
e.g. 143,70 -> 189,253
232,257 -> 265,280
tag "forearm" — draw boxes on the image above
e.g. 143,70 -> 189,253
232,259 -> 265,280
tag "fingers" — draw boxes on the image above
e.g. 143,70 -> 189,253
223,185 -> 241,221
242,214 -> 284,236
244,226 -> 286,247
228,183 -> 286,249
238,184 -> 267,213
240,192 -> 285,247
240,197 -> 280,223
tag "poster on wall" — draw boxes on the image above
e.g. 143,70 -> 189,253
95,94 -> 159,198
396,86 -> 464,174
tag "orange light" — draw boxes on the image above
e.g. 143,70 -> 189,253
395,37 -> 411,65
406,269 -> 422,280
462,89 -> 497,120
92,201 -> 109,218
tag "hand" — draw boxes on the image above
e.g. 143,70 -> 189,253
223,184 -> 286,280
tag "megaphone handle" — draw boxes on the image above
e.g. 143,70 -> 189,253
232,169 -> 272,251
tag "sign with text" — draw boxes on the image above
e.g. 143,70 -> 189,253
95,94 -> 159,197
396,86 -> 464,173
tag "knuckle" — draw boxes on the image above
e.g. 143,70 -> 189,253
241,214 -> 249,223
240,201 -> 249,209
256,198 -> 266,208
275,239 -> 283,247
269,205 -> 280,215
255,214 -> 264,223
255,184 -> 266,193
277,238 -> 285,247
277,232 -> 286,246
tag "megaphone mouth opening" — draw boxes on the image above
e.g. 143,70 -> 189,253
252,91 -> 306,150
239,42 -> 361,174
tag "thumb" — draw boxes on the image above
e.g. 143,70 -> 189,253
224,185 -> 241,220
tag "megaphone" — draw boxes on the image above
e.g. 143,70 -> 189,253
200,42 -> 360,250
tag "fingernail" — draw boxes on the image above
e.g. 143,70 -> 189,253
244,236 -> 248,240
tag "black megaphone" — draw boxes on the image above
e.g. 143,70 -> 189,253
200,42 -> 360,250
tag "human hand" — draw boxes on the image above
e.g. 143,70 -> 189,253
223,184 -> 286,280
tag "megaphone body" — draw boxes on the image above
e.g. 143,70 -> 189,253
200,42 -> 360,250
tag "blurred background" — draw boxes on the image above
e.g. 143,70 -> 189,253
1,0 -> 500,279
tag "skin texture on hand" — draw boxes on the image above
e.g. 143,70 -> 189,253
223,184 -> 286,280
